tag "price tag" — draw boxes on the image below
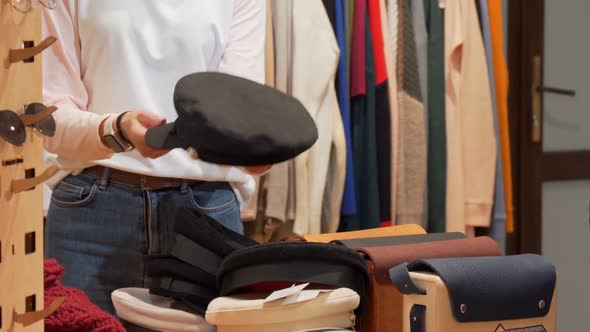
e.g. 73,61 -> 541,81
264,283 -> 310,303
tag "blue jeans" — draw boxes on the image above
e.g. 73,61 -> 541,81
45,169 -> 243,315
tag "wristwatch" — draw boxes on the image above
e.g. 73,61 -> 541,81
103,115 -> 134,153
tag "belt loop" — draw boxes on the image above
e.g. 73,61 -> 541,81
180,181 -> 188,193
97,167 -> 111,191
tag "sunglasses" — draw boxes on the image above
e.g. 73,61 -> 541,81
0,103 -> 57,146
6,0 -> 56,13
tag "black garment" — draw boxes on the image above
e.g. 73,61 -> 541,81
374,81 -> 391,224
424,0 -> 446,232
350,9 -> 381,230
322,0 -> 337,34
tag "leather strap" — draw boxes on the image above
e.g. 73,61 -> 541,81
20,105 -> 57,126
410,305 -> 426,332
116,111 -> 133,145
9,36 -> 57,63
11,166 -> 58,193
86,166 -> 201,190
388,262 -> 426,295
170,234 -> 222,275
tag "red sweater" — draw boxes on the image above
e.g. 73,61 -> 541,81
44,259 -> 125,332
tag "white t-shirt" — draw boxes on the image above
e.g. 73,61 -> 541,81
42,0 -> 266,207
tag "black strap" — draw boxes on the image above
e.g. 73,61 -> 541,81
410,305 -> 426,332
150,276 -> 217,300
115,111 -> 132,143
388,263 -> 427,295
169,234 -> 222,275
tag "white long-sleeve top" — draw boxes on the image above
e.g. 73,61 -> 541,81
42,0 -> 265,206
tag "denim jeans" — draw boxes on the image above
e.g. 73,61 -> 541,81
45,169 -> 243,315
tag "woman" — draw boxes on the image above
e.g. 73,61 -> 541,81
42,0 -> 267,313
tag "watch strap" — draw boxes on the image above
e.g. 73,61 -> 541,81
116,111 -> 133,147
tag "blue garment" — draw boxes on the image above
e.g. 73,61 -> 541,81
335,0 -> 358,216
45,170 -> 242,314
479,0 -> 506,252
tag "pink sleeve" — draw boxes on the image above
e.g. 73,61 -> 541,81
42,1 -> 115,161
217,0 -> 266,84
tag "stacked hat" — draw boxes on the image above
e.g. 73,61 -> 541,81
145,71 -> 319,166
205,241 -> 370,331
145,207 -> 259,313
112,288 -> 215,332
205,288 -> 359,332
217,242 -> 370,304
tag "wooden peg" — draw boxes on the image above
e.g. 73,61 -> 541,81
13,296 -> 65,327
10,165 -> 58,194
8,36 -> 57,63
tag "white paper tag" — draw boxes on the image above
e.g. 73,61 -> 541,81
281,289 -> 335,305
292,290 -> 321,303
281,292 -> 303,305
264,283 -> 310,303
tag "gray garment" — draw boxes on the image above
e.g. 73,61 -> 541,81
344,0 -> 353,96
396,0 -> 428,228
410,0 -> 429,227
265,163 -> 288,221
479,0 -> 506,252
411,0 -> 428,108
287,160 -> 296,221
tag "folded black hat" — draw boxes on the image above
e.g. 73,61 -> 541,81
217,242 -> 370,312
145,72 -> 318,166
145,208 -> 259,312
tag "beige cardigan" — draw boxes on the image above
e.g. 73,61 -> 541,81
382,0 -> 400,225
266,0 -> 342,235
444,0 -> 496,234
264,0 -> 292,223
291,0 -> 341,235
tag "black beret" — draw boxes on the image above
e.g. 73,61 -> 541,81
145,72 -> 318,166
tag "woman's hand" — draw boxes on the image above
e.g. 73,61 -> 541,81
116,110 -> 275,171
119,109 -> 171,158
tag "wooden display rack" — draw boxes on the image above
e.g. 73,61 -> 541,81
0,4 -> 60,331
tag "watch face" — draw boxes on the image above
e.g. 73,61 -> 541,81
104,135 -> 124,153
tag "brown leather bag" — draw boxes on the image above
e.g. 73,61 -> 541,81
357,236 -> 501,332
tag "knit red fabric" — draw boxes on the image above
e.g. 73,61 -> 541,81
44,259 -> 125,332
